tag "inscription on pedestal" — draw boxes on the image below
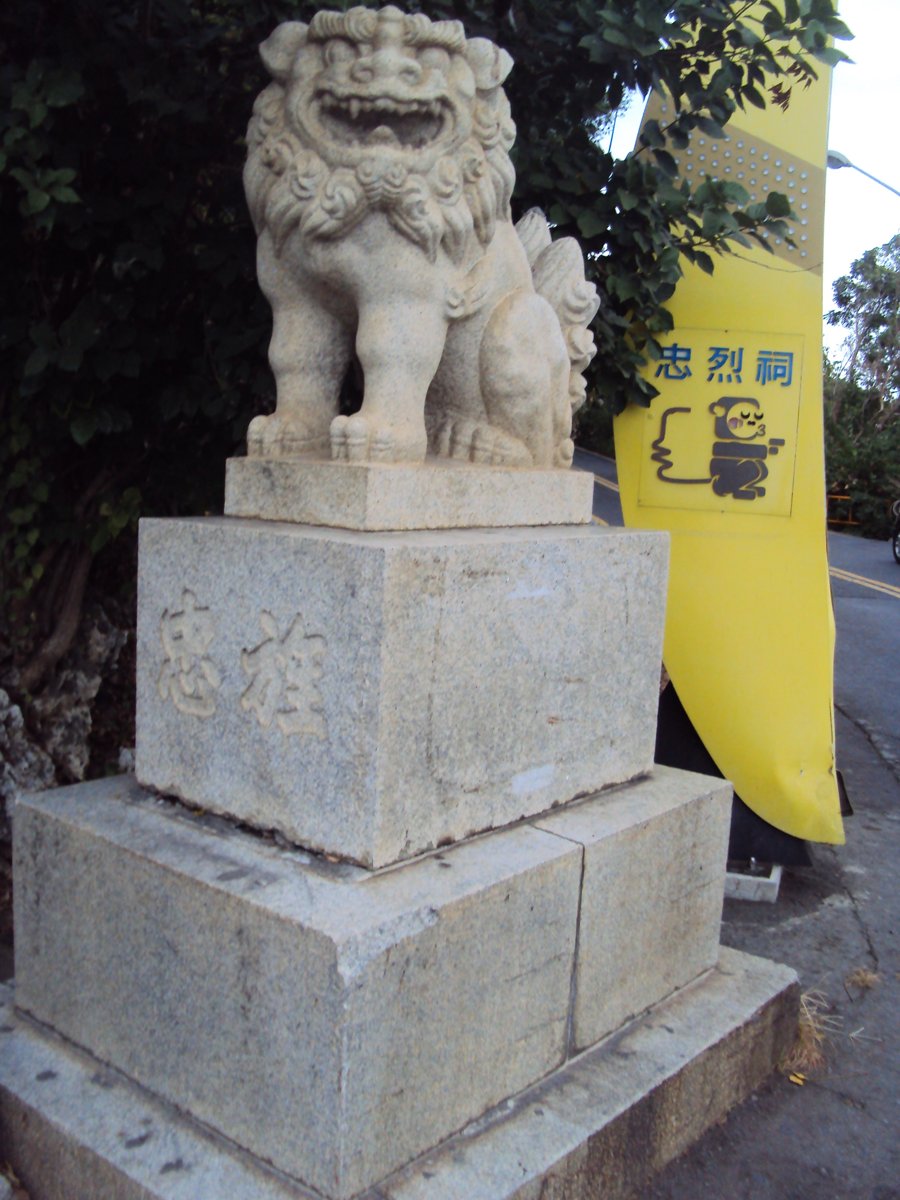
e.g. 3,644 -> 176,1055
157,589 -> 220,718
241,612 -> 327,739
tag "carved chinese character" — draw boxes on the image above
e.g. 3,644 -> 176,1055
241,612 -> 327,738
158,590 -> 221,717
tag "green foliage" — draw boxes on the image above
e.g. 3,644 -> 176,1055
823,367 -> 900,539
0,0 -> 850,665
827,234 -> 900,412
824,236 -> 900,540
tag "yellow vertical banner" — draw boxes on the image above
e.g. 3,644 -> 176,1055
614,59 -> 844,843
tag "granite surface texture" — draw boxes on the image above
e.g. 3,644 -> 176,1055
224,457 -> 594,530
135,517 -> 669,867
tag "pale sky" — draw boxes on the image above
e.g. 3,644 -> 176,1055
823,0 -> 900,350
604,1 -> 900,357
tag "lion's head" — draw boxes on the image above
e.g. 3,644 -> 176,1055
245,6 -> 517,262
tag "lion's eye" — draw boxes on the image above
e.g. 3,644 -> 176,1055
740,411 -> 751,420
420,46 -> 451,72
325,39 -> 357,66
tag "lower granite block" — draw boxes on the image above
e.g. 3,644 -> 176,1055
536,768 -> 733,1049
0,949 -> 799,1200
13,776 -> 581,1200
11,765 -> 737,1199
380,948 -> 799,1200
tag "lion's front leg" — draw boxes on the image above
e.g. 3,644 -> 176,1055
250,234 -> 353,458
331,303 -> 448,464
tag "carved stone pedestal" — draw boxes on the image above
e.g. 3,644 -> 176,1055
5,767 -> 798,1200
135,515 -> 667,867
2,465 -> 798,1200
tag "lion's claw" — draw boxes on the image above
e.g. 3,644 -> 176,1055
247,414 -> 330,459
330,413 -> 426,463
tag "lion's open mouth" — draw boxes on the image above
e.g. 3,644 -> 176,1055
316,91 -> 450,149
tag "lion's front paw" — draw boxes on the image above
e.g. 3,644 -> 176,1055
331,414 -> 427,464
247,414 -> 331,459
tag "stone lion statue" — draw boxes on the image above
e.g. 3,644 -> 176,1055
244,5 -> 600,467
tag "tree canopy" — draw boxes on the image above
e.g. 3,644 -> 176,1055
824,234 -> 900,538
828,233 -> 900,419
1,0 -> 850,686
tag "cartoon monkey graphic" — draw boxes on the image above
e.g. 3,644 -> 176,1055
651,396 -> 785,501
709,397 -> 773,499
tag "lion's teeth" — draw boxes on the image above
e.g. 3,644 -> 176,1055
349,99 -> 360,119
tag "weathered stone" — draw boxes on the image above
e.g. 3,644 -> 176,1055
13,776 -> 581,1199
224,457 -> 593,530
135,517 -> 668,867
0,689 -> 56,844
0,950 -> 799,1200
242,13 -> 599,467
536,766 -> 732,1048
380,948 -> 799,1200
0,988 -> 310,1200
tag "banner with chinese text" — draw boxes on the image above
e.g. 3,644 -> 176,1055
614,49 -> 844,845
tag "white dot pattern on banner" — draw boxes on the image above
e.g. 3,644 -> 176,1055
652,99 -> 823,269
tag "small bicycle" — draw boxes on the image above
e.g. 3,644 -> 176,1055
892,499 -> 900,565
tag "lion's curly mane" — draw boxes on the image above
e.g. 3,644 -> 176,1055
244,14 -> 517,264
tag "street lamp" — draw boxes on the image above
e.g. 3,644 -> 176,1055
826,150 -> 900,199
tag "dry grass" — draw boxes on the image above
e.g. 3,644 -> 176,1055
781,990 -> 843,1075
845,966 -> 880,993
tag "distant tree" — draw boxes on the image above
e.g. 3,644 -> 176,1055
824,236 -> 900,538
0,0 -> 850,691
827,234 -> 900,424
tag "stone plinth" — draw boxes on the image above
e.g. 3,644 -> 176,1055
135,517 -> 668,867
14,766 -> 729,1199
13,776 -> 580,1199
224,458 -> 594,531
0,953 -> 798,1200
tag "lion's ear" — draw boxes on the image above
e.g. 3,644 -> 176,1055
260,22 -> 309,82
464,38 -> 513,90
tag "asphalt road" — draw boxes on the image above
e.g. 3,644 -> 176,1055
828,529 -> 900,772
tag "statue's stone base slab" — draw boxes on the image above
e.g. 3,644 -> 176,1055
13,767 -> 730,1198
135,517 -> 668,868
0,950 -> 798,1200
224,457 -> 594,531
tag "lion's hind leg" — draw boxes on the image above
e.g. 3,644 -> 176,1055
428,414 -> 534,466
479,290 -> 572,468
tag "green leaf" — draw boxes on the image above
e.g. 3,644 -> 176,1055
23,346 -> 50,376
765,191 -> 793,218
45,74 -> 85,107
22,188 -> 50,215
70,412 -> 97,446
576,209 -> 608,239
49,185 -> 80,204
